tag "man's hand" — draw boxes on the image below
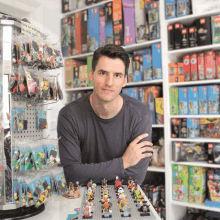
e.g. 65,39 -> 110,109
122,133 -> 153,169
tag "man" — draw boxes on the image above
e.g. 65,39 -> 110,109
58,44 -> 153,185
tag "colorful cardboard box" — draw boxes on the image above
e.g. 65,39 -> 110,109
175,23 -> 183,49
198,86 -> 208,115
183,54 -> 190,81
71,14 -> 75,55
179,87 -> 188,115
216,51 -> 220,79
123,87 -> 138,99
168,24 -> 175,50
75,11 -> 82,55
79,65 -> 88,87
122,0 -> 136,45
172,164 -> 188,202
200,118 -> 220,139
152,43 -> 162,80
205,51 -> 216,80
180,118 -> 187,138
190,53 -> 198,81
177,0 -> 191,17
128,56 -> 133,82
207,85 -> 220,115
187,118 -> 199,139
133,52 -> 143,81
81,10 -> 88,53
138,87 -> 145,104
198,52 -> 205,80
189,26 -> 197,47
65,59 -> 73,89
143,49 -> 152,81
189,166 -> 206,204
105,2 -> 114,45
181,28 -> 189,48
211,15 -> 220,44
171,118 -> 181,138
170,87 -> 179,115
78,0 -> 86,8
188,87 -> 199,115
168,63 -> 178,83
87,56 -> 94,87
155,97 -> 164,124
68,17 -> 72,56
165,0 -> 176,19
100,16 -> 106,47
178,62 -> 184,82
61,17 -> 69,57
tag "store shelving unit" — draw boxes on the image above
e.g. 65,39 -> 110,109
169,79 -> 220,87
171,138 -> 220,143
148,166 -> 165,173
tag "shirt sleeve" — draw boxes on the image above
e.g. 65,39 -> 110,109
124,112 -> 152,185
57,109 -> 125,185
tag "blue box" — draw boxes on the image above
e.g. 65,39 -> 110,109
165,0 -> 176,19
177,0 -> 190,17
132,54 -> 143,82
152,43 -> 162,80
138,87 -> 145,104
88,6 -> 100,52
105,15 -> 113,44
198,86 -> 208,115
122,87 -> 138,99
188,87 -> 199,115
207,85 -> 220,115
179,87 -> 188,115
187,118 -> 197,139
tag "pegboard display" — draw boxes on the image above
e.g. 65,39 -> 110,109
76,185 -> 160,220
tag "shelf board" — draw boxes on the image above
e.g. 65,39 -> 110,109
148,166 -> 165,172
170,115 -> 220,118
62,0 -> 113,17
169,79 -> 220,87
152,124 -> 164,128
171,138 -> 220,143
171,161 -> 220,168
65,87 -> 93,92
63,39 -> 161,60
171,200 -> 220,212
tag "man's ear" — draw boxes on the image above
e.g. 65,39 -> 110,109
89,69 -> 94,82
122,75 -> 127,88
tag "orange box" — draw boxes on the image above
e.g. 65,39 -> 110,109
178,62 -> 184,82
65,59 -> 73,89
168,63 -> 178,83
75,11 -> 82,55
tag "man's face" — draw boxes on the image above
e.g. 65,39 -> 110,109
89,56 -> 127,103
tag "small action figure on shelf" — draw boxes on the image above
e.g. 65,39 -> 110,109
114,176 -> 123,190
138,201 -> 150,216
102,178 -> 107,189
63,181 -> 81,199
83,202 -> 92,219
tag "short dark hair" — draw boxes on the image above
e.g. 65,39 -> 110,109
92,44 -> 130,77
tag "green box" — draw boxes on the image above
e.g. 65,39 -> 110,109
170,87 -> 179,115
87,56 -> 94,87
172,164 -> 188,202
211,15 -> 220,44
189,166 -> 206,204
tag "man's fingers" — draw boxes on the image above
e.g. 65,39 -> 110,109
132,133 -> 148,145
143,152 -> 153,158
138,141 -> 153,148
140,147 -> 154,154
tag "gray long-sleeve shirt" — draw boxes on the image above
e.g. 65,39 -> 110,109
57,93 -> 152,185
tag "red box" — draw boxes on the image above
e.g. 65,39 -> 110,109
205,51 -> 216,79
178,62 -> 184,82
198,52 -> 205,80
183,54 -> 190,81
75,11 -> 82,55
216,51 -> 220,79
190,53 -> 198,81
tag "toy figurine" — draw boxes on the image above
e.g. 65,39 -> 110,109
122,205 -> 131,217
83,202 -> 92,219
102,208 -> 112,218
102,178 -> 107,188
63,181 -> 81,199
114,176 -> 123,190
138,201 -> 150,216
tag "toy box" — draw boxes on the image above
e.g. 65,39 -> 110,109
189,166 -> 206,204
145,0 -> 151,41
177,0 -> 191,17
105,2 -> 113,45
133,52 -> 143,81
196,17 -> 212,46
168,24 -> 175,50
79,65 -> 88,87
165,0 -> 176,19
70,14 -> 75,55
78,0 -> 86,9
181,27 -> 189,48
172,164 -> 188,202
155,97 -> 164,124
175,23 -> 183,50
200,118 -> 220,139
113,0 -> 124,45
187,118 -> 199,139
198,86 -> 208,115
100,16 -> 106,47
68,17 -> 72,56
134,0 -> 147,42
128,56 -> 133,82
168,63 -> 178,83
61,18 -> 69,57
65,59 -> 73,89
170,87 -> 179,115
189,27 -> 197,47
179,87 -> 188,115
148,1 -> 160,40
188,87 -> 199,115
178,62 -> 184,82
205,51 -> 216,79
198,52 -> 205,80
183,54 -> 190,82
152,43 -> 162,80
122,0 -> 136,45
143,49 -> 152,81
207,85 -> 220,115
62,0 -> 69,13
211,15 -> 220,44
73,66 -> 79,88
81,10 -> 88,53
138,87 -> 145,104
69,0 -> 77,11
88,7 -> 101,52
180,118 -> 187,138
190,53 -> 198,81
216,51 -> 220,79
75,11 -> 82,55
208,143 -> 220,164
87,56 -> 94,87
171,118 -> 181,138
129,87 -> 138,99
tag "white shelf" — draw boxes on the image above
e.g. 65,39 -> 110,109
62,0 -> 113,17
152,124 -> 164,128
170,115 -> 220,118
148,166 -> 165,172
171,161 -> 220,168
65,86 -> 93,92
171,138 -> 220,143
171,200 -> 220,212
169,79 -> 220,87
63,39 -> 161,60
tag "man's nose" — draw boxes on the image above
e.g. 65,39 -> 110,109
105,74 -> 113,87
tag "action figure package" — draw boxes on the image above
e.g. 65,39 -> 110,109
20,38 -> 27,65
138,87 -> 145,104
75,11 -> 82,55
155,97 -> 164,124
180,118 -> 187,138
148,185 -> 160,207
211,15 -> 220,44
183,54 -> 191,82
39,73 -> 50,100
132,52 -> 143,81
100,16 -> 105,47
198,52 -> 205,80
188,118 -> 200,139
47,140 -> 60,167
134,0 -> 147,42
178,62 -> 184,82
31,142 -> 46,171
11,105 -> 27,131
179,87 -> 188,115
87,56 -> 94,86
168,62 -> 178,83
25,69 -> 40,97
168,24 -> 175,50
171,118 -> 181,138
175,23 -> 183,50
208,143 -> 220,164
81,9 -> 88,53
188,87 -> 199,115
13,178 -> 20,204
79,65 -> 88,87
71,14 -> 75,56
177,0 -> 191,17
49,77 -> 58,101
143,49 -> 152,81
181,28 -> 189,48
152,43 -> 162,80
53,44 -> 63,69
198,86 -> 208,115
189,26 -> 197,48
207,85 -> 220,115
189,166 -> 206,204
29,38 -> 44,64
200,118 -> 220,139
190,53 -> 198,81
122,0 -> 136,45
12,40 -> 18,65
165,0 -> 176,19
25,146 -> 35,172
172,164 -> 188,202
170,87 -> 179,115
17,66 -> 28,97
105,2 -> 113,45
12,145 -> 20,173
216,51 -> 220,79
36,110 -> 48,130
205,51 -> 216,80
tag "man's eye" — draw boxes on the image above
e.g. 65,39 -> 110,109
116,74 -> 122,78
100,72 -> 106,75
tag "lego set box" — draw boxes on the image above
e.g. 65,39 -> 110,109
155,97 -> 164,125
165,0 -> 176,20
208,143 -> 220,164
198,86 -> 208,115
188,87 -> 199,115
198,52 -> 205,80
183,54 -> 190,82
207,85 -> 220,115
81,10 -> 88,53
105,2 -> 114,45
61,17 -> 69,57
87,56 -> 94,87
75,11 -> 82,55
168,62 -> 178,83
152,43 -> 162,80
200,118 -> 220,139
100,16 -> 106,47
132,52 -> 143,82
71,14 -> 75,55
181,27 -> 189,48
212,15 -> 220,44
170,87 -> 179,115
65,59 -> 73,89
187,118 -> 200,139
168,24 -> 175,50
190,53 -> 198,81
79,65 -> 88,87
127,56 -> 133,82
179,87 -> 188,115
